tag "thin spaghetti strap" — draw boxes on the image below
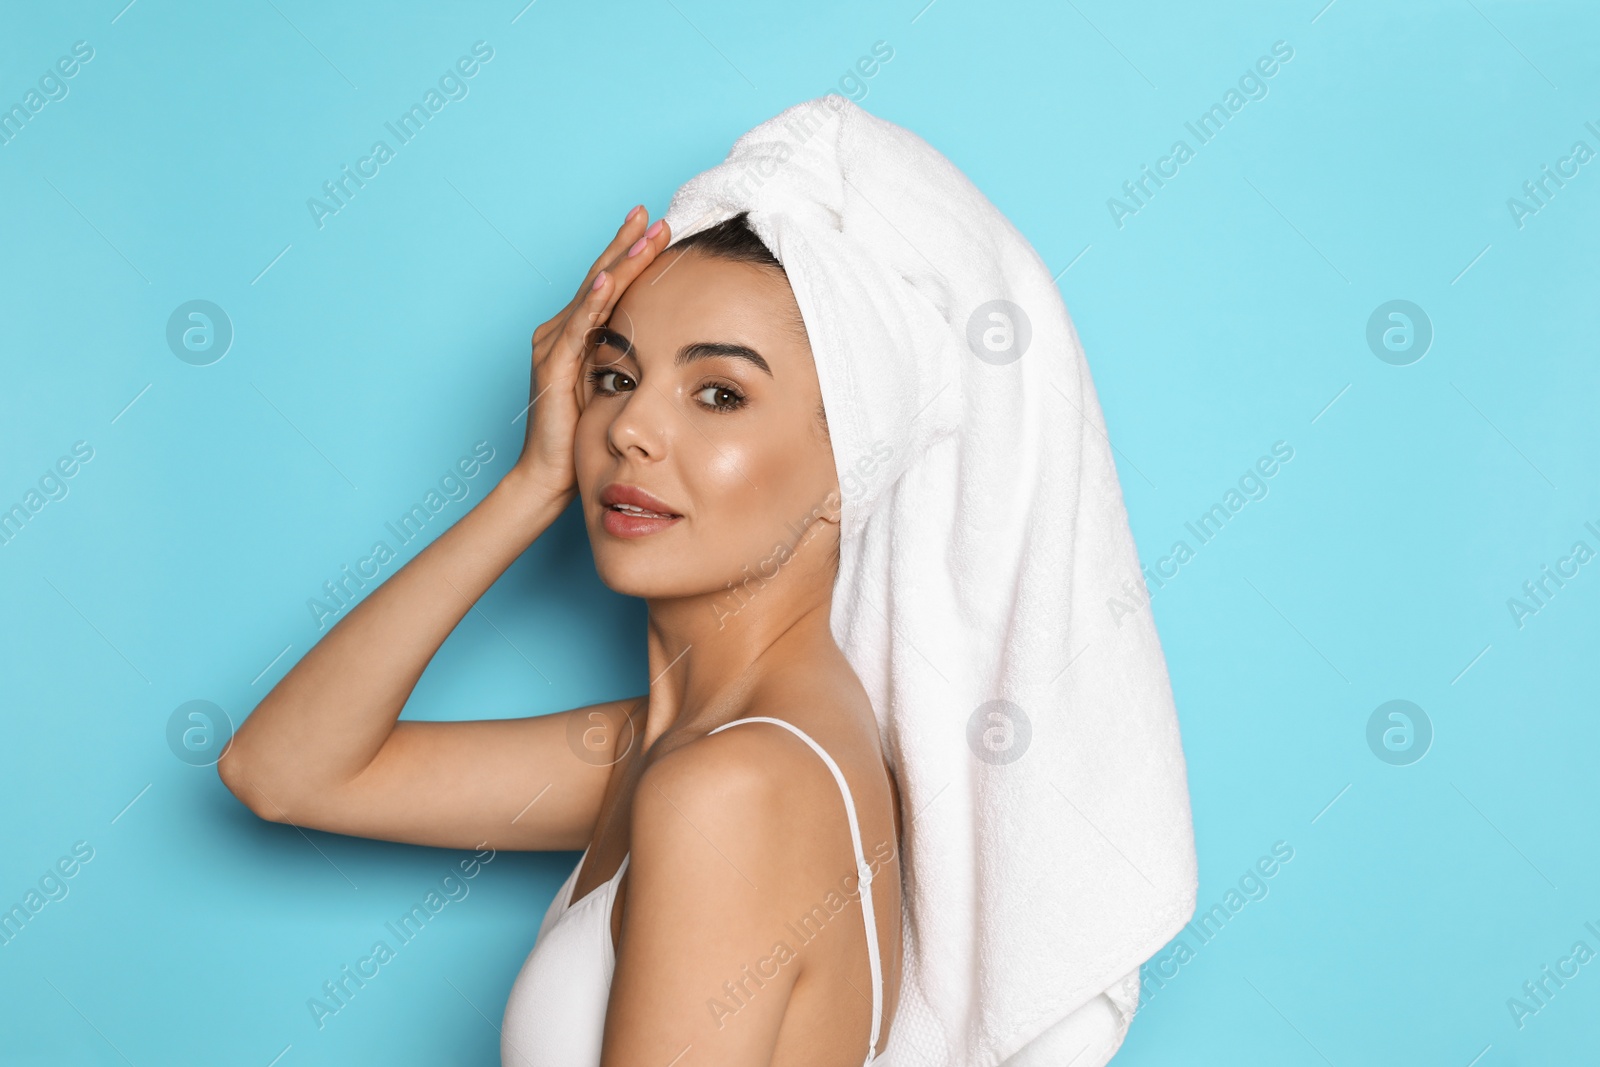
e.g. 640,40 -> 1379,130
707,716 -> 885,1064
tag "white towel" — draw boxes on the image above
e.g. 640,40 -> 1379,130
661,96 -> 1199,1067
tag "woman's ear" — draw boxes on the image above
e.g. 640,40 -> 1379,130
818,485 -> 843,526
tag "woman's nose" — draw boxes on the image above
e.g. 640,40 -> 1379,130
606,382 -> 672,459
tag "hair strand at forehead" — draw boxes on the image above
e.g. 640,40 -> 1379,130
671,211 -> 781,270
671,212 -> 810,345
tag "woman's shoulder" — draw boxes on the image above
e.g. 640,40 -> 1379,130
622,715 -> 827,926
607,697 -> 885,1053
635,705 -> 842,830
629,692 -> 872,866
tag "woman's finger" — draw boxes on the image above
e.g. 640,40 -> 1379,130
548,267 -> 616,368
575,205 -> 650,297
605,216 -> 672,278
531,209 -> 640,347
588,218 -> 673,324
534,211 -> 669,355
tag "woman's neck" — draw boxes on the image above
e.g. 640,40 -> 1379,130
638,574 -> 836,749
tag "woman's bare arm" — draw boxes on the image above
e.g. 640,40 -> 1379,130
217,204 -> 675,852
604,723 -> 891,1066
604,735 -> 800,1065
218,464 -> 631,851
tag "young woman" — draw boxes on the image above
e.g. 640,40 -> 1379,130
222,93 -> 1200,1067
218,205 -> 903,1067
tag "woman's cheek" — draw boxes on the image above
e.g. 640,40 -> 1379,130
699,437 -> 767,492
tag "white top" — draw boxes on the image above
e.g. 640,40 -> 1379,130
501,715 -> 890,1066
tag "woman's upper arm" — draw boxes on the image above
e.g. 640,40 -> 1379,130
223,695 -> 643,852
601,740 -> 799,1067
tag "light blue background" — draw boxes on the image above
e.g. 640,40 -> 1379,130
2,1 -> 1597,1064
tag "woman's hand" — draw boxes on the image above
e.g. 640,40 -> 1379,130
514,205 -> 674,501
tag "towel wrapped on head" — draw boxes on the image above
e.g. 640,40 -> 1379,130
661,96 -> 1199,1067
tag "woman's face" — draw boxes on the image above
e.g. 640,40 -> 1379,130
573,247 -> 840,603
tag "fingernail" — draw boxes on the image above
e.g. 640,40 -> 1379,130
627,236 -> 648,257
645,219 -> 663,238
625,204 -> 642,223
592,271 -> 606,291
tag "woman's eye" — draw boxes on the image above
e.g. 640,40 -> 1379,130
694,384 -> 744,412
587,368 -> 634,394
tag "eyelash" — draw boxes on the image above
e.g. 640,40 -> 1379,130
584,367 -> 747,414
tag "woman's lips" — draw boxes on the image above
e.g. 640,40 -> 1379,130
601,506 -> 682,538
598,483 -> 682,537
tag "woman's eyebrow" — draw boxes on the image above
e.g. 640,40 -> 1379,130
594,326 -> 771,377
592,326 -> 635,360
677,341 -> 772,377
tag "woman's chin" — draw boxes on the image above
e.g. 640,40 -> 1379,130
590,554 -> 697,601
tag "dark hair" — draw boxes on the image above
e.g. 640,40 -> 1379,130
670,211 -> 785,274
671,212 -> 828,444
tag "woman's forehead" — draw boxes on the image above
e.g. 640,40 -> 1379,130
610,252 -> 812,371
